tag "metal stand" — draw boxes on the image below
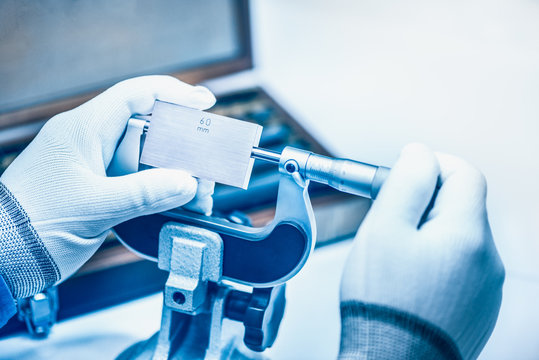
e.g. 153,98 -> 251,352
117,223 -> 285,360
17,287 -> 58,337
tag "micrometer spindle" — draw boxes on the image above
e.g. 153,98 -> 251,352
251,147 -> 390,200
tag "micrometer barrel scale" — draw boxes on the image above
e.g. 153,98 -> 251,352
251,147 -> 390,200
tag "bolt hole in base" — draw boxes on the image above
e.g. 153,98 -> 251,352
172,291 -> 186,305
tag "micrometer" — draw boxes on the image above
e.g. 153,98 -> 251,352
110,112 -> 390,288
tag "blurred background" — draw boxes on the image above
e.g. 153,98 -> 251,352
249,1 -> 539,358
0,0 -> 538,358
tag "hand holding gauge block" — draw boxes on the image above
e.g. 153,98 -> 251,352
141,101 -> 263,189
141,100 -> 390,198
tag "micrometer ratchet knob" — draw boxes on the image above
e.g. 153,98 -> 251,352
304,153 -> 390,200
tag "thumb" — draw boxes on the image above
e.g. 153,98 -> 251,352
371,143 -> 440,227
100,168 -> 198,224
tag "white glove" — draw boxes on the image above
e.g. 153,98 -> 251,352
0,75 -> 216,298
340,143 -> 505,359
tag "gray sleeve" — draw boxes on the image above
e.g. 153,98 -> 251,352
339,301 -> 462,360
0,182 -> 60,299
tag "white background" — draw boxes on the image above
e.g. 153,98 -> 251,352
248,0 -> 539,358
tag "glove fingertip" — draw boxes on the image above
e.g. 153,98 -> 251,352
187,86 -> 217,110
184,196 -> 213,216
165,169 -> 198,200
134,167 -> 198,205
373,143 -> 440,226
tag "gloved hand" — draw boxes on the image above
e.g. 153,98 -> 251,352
0,75 -> 216,298
340,144 -> 505,359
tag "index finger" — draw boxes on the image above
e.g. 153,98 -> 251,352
72,75 -> 216,165
424,153 -> 487,223
371,143 -> 440,227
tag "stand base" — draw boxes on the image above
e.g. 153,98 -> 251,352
116,313 -> 269,360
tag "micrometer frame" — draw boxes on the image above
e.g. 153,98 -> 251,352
111,117 -> 317,287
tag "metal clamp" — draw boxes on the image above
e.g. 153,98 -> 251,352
118,222 -> 286,359
158,223 -> 223,314
17,287 -> 59,338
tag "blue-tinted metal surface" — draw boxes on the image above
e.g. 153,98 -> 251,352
114,151 -> 317,287
114,218 -> 307,286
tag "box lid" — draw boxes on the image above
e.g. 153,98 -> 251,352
0,0 -> 252,128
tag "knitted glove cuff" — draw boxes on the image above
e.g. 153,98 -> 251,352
0,182 -> 60,299
339,301 -> 462,360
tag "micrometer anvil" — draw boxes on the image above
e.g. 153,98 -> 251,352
110,115 -> 390,288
